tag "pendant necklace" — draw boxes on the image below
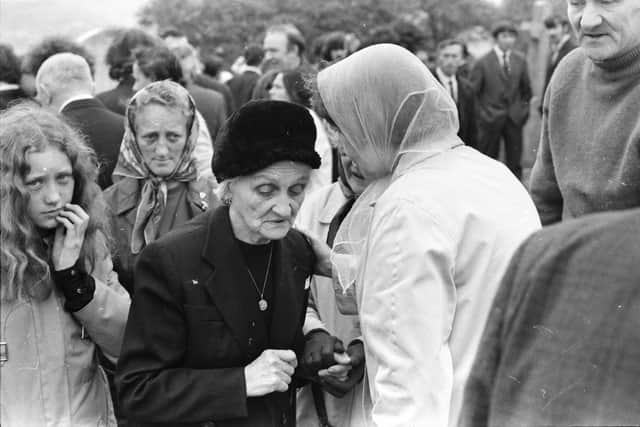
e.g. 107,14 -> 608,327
246,244 -> 273,311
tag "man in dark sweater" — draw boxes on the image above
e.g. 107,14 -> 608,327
36,53 -> 124,189
529,0 -> 640,225
460,207 -> 640,426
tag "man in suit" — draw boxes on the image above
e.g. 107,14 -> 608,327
461,207 -> 640,426
433,39 -> 477,149
471,21 -> 532,179
542,15 -> 577,101
36,53 -> 124,189
227,45 -> 264,111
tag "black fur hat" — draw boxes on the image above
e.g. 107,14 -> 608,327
212,100 -> 320,182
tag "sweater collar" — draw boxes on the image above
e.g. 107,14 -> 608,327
592,44 -> 640,80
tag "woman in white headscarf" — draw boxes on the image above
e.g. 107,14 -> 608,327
313,44 -> 540,427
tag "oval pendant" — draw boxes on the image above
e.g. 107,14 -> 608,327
258,299 -> 268,311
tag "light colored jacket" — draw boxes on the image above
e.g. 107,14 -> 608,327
295,183 -> 371,427
356,147 -> 540,427
0,256 -> 130,427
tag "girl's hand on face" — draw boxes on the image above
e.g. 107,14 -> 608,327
52,204 -> 89,271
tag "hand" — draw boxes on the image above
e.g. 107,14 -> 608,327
300,330 -> 345,378
302,232 -> 332,277
51,204 -> 89,271
244,349 -> 297,397
320,341 -> 365,398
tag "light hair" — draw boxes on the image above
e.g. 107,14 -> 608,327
35,52 -> 93,98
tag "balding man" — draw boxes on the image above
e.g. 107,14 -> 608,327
36,53 -> 124,188
263,24 -> 307,71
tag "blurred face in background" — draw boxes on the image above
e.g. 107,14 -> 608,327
567,0 -> 640,61
268,73 -> 290,102
263,31 -> 300,70
496,31 -> 517,51
547,23 -> 565,44
437,43 -> 464,77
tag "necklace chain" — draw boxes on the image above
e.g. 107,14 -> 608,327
246,244 -> 273,301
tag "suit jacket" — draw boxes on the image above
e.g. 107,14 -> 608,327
227,70 -> 261,112
96,77 -> 135,116
470,49 -> 532,127
187,83 -> 227,141
433,71 -> 478,149
543,37 -> 577,96
460,208 -> 640,427
116,206 -> 315,427
193,73 -> 236,117
62,98 -> 125,189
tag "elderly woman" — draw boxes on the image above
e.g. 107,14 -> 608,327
116,100 -> 339,426
269,69 -> 333,194
104,81 -> 218,293
314,44 -> 541,426
0,104 -> 129,426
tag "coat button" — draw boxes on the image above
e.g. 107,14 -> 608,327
250,321 -> 256,328
248,337 -> 253,345
281,413 -> 288,425
202,422 -> 215,427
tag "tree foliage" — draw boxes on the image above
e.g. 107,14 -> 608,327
138,0 -> 501,60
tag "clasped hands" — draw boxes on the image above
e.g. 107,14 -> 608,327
300,330 -> 365,397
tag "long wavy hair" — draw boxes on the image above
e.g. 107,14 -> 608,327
0,103 -> 110,301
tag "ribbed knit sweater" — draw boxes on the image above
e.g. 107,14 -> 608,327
530,45 -> 640,225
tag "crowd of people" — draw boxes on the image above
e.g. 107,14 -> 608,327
1,0 -> 640,426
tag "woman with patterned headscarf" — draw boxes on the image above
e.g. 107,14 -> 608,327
104,80 -> 219,293
312,44 -> 540,426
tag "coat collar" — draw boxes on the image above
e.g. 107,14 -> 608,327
201,206 -> 306,351
113,177 -> 213,216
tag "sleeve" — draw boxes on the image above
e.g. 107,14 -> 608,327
520,57 -> 533,102
360,200 -> 456,427
458,239 -> 530,427
193,111 -> 215,180
302,279 -> 328,335
469,60 -> 484,96
529,87 -> 563,226
115,242 -> 248,423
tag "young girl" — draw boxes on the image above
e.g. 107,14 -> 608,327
0,104 -> 130,426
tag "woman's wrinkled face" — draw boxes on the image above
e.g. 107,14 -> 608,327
338,146 -> 368,196
135,104 -> 188,177
334,128 -> 384,183
268,73 -> 290,102
229,161 -> 311,244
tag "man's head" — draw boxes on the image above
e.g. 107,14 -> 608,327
160,27 -> 189,50
544,14 -> 572,45
567,0 -> 640,62
244,45 -> 265,67
169,42 -> 202,83
436,39 -> 466,77
263,24 -> 305,70
35,53 -> 94,111
492,21 -> 518,51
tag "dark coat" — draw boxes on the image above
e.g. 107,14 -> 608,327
543,37 -> 577,96
470,49 -> 532,127
433,71 -> 478,149
460,208 -> 640,427
62,98 -> 125,189
193,73 -> 236,117
227,70 -> 261,112
116,206 -> 315,427
103,177 -> 217,293
96,77 -> 135,116
187,83 -> 227,140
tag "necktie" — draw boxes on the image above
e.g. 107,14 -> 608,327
502,51 -> 510,76
448,79 -> 456,103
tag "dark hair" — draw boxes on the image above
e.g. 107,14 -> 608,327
22,37 -> 95,76
134,45 -> 184,86
252,69 -> 280,100
281,70 -> 312,108
321,32 -> 346,62
201,54 -> 224,78
244,45 -> 265,67
544,14 -> 571,30
266,24 -> 306,57
0,44 -> 22,84
492,21 -> 518,39
105,29 -> 161,81
437,39 -> 466,54
160,27 -> 186,40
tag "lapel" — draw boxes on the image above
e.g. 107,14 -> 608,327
200,207 -> 307,351
489,49 -> 510,82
